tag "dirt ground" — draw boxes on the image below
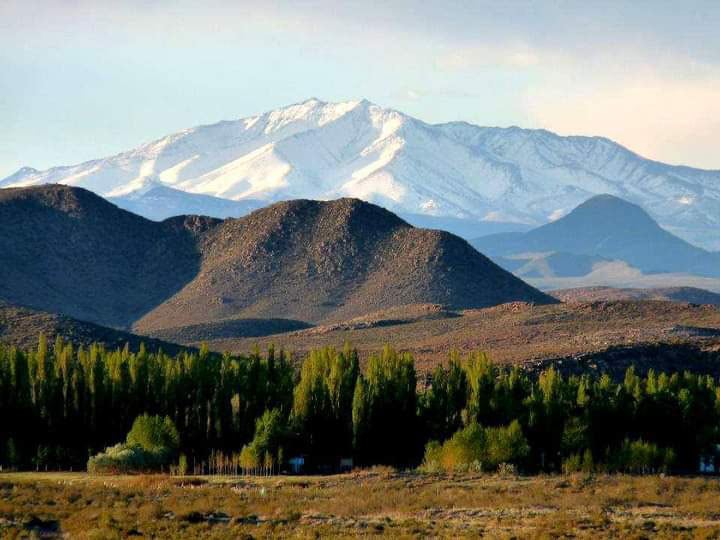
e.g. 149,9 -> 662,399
3,470 -> 720,538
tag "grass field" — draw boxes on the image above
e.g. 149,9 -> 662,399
3,470 -> 720,538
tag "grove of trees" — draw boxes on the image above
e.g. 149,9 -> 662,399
1,336 -> 719,474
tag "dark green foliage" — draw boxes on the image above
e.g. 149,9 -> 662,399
0,336 -> 293,470
352,346 -> 418,466
1,336 -> 720,473
291,345 -> 359,459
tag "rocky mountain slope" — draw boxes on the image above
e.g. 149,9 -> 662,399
0,185 -> 554,334
3,98 -> 719,250
0,301 -> 186,353
472,195 -> 720,277
134,197 -> 555,332
0,185 -> 209,327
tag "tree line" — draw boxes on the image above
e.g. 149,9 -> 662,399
1,336 -> 719,474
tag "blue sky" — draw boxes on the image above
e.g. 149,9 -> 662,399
2,0 -> 719,178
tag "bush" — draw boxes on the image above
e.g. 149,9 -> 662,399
87,415 -> 180,474
421,420 -> 529,473
563,449 -> 594,475
88,444 -> 150,474
126,414 -> 179,454
609,439 -> 675,474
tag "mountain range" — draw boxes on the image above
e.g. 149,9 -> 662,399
2,98 -> 719,250
0,185 -> 554,334
472,195 -> 720,279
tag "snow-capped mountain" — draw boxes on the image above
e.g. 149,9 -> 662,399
3,98 -> 720,249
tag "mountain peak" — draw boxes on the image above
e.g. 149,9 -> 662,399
472,194 -> 719,277
578,193 -> 640,208
3,99 -> 719,250
0,166 -> 39,185
565,194 -> 656,230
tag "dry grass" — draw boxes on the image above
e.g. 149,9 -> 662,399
2,471 -> 720,538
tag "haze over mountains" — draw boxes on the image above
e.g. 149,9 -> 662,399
473,195 -> 720,281
2,98 -> 720,250
0,185 -> 554,335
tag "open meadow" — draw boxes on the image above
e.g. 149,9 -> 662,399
3,471 -> 720,538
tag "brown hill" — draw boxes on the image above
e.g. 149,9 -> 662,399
552,286 -> 720,306
134,198 -> 555,332
0,301 -> 187,354
0,185 -> 212,328
0,186 -> 554,336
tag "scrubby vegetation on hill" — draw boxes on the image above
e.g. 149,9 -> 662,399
2,336 -> 720,475
0,185 -> 554,335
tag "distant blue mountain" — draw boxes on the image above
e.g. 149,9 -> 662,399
472,195 -> 720,278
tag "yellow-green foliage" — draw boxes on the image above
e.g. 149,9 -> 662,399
422,420 -> 530,472
610,439 -> 675,474
87,415 -> 180,474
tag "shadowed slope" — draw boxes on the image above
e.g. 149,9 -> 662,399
0,301 -> 187,354
0,185 -> 212,328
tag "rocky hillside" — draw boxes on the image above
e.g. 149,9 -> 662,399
0,186 -> 554,335
135,198 -> 555,332
0,185 -> 211,328
552,286 -> 720,306
0,301 -> 186,353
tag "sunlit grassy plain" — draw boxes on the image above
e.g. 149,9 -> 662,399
3,470 -> 720,538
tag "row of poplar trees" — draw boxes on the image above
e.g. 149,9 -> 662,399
1,335 -> 720,472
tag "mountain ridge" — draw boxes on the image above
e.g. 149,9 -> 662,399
3,98 -> 719,249
0,185 -> 555,334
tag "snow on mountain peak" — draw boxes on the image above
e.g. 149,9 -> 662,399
2,99 -> 720,250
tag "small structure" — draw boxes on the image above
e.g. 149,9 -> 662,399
339,457 -> 353,473
699,445 -> 720,474
288,456 -> 305,474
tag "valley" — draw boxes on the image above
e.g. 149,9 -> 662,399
5,4 -> 720,539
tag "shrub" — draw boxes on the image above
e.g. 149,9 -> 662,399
88,444 -> 148,474
562,453 -> 583,474
126,414 -> 179,454
421,420 -> 529,473
87,415 -> 180,474
609,439 -> 675,474
562,449 -> 594,475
